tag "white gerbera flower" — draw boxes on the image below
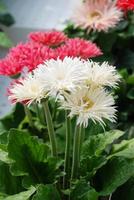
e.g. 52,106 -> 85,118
34,57 -> 87,98
8,74 -> 46,105
60,87 -> 116,127
85,61 -> 121,88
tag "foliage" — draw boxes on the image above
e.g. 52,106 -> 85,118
0,0 -> 14,48
0,118 -> 134,199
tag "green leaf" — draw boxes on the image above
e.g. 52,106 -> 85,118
0,2 -> 14,26
80,130 -> 124,178
82,130 -> 124,158
0,103 -> 25,132
0,32 -> 13,48
0,186 -> 36,200
110,138 -> 134,159
98,158 -> 134,195
0,148 -> 13,164
0,13 -> 14,26
0,131 -> 8,145
0,193 -> 7,199
115,20 -> 128,31
96,32 -> 117,52
70,180 -> 98,200
8,129 -> 48,176
127,74 -> 134,85
127,88 -> 134,100
8,129 -> 61,188
80,156 -> 107,178
112,177 -> 134,200
0,162 -> 23,195
32,184 -> 61,200
118,50 -> 134,69
119,69 -> 129,80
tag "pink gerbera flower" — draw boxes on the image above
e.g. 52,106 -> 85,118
117,0 -> 134,11
72,0 -> 123,32
56,38 -> 102,59
0,31 -> 102,77
0,42 -> 57,76
28,31 -> 68,47
0,57 -> 23,76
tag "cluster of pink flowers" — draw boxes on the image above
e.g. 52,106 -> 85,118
117,0 -> 134,11
0,31 -> 102,76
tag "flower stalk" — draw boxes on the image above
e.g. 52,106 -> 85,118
63,111 -> 72,189
71,124 -> 82,180
42,100 -> 57,157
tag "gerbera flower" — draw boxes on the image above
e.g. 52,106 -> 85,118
117,0 -> 134,11
8,74 -> 46,105
28,31 -> 67,47
34,57 -> 87,98
0,56 -> 23,76
10,42 -> 57,71
0,42 -> 57,76
56,38 -> 102,59
61,87 -> 116,127
72,0 -> 123,32
84,61 -> 121,88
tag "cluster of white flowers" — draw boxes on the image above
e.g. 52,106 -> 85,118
8,57 -> 120,127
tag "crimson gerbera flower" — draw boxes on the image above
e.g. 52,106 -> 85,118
28,31 -> 67,47
56,38 -> 102,59
117,0 -> 134,11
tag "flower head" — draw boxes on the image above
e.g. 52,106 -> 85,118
8,74 -> 46,105
61,87 -> 116,127
72,0 -> 123,32
0,57 -> 23,76
56,38 -> 102,59
117,0 -> 134,11
34,57 -> 87,98
84,61 -> 121,88
0,42 -> 57,76
28,31 -> 67,47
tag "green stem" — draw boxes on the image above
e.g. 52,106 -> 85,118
24,105 -> 34,128
71,125 -> 82,180
42,100 -> 57,157
80,126 -> 85,151
63,111 -> 71,189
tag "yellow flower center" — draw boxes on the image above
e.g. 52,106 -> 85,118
83,96 -> 94,110
88,10 -> 102,22
31,84 -> 38,92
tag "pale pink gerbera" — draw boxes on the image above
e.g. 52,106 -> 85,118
28,31 -> 68,47
72,0 -> 123,32
56,38 -> 102,59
